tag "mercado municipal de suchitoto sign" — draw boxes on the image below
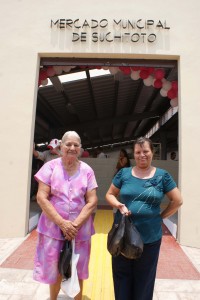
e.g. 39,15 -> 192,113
50,19 -> 170,43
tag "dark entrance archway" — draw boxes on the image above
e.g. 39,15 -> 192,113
29,57 -> 178,231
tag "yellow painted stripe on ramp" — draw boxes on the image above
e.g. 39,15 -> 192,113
82,209 -> 115,300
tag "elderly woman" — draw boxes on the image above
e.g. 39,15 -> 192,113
33,131 -> 98,300
106,137 -> 183,300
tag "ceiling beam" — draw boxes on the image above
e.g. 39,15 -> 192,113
85,69 -> 98,117
37,93 -> 65,127
56,111 -> 160,133
49,76 -> 80,121
41,57 -> 177,69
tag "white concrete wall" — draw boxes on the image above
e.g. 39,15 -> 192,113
0,0 -> 200,247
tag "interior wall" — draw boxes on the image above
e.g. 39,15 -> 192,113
0,0 -> 200,247
81,158 -> 178,206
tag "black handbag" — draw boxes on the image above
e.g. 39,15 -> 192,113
58,240 -> 72,279
121,217 -> 144,259
107,215 -> 143,259
107,214 -> 126,256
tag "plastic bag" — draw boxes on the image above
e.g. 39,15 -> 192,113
107,214 -> 143,259
58,240 -> 72,280
107,214 -> 126,256
121,217 -> 144,259
61,239 -> 80,298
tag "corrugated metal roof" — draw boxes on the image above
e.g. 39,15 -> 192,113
35,58 -> 178,152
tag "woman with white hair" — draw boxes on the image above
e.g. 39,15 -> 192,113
33,131 -> 98,300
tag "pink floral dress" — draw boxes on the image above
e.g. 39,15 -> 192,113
33,158 -> 98,283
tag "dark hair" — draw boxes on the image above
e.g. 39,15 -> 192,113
133,137 -> 154,153
120,149 -> 131,167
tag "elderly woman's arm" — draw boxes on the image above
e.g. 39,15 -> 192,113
73,188 -> 98,228
37,181 -> 78,239
161,187 -> 183,219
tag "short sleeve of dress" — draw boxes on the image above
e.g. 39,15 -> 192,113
34,161 -> 53,186
112,169 -> 124,189
163,171 -> 177,193
87,168 -> 98,191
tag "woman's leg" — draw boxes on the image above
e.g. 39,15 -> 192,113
132,239 -> 162,300
112,239 -> 161,300
112,255 -> 133,300
74,279 -> 83,300
74,240 -> 90,300
49,274 -> 62,300
33,234 -> 64,287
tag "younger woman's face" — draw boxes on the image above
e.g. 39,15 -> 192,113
133,141 -> 153,168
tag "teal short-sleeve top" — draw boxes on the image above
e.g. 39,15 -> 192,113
113,167 -> 177,244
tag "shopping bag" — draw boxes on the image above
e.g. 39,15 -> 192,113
58,240 -> 72,280
107,214 -> 126,256
121,217 -> 143,259
61,239 -> 80,298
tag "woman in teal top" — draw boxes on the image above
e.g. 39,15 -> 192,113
106,137 -> 183,300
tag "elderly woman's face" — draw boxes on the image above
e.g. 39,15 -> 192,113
61,136 -> 81,158
133,141 -> 153,168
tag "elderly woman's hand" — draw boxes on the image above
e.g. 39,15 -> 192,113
60,220 -> 78,240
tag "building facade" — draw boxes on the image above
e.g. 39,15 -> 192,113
0,0 -> 200,248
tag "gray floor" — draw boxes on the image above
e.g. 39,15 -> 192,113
0,234 -> 200,299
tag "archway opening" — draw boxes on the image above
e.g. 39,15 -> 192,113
29,57 -> 179,237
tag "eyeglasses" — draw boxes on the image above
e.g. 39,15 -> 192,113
64,143 -> 81,148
